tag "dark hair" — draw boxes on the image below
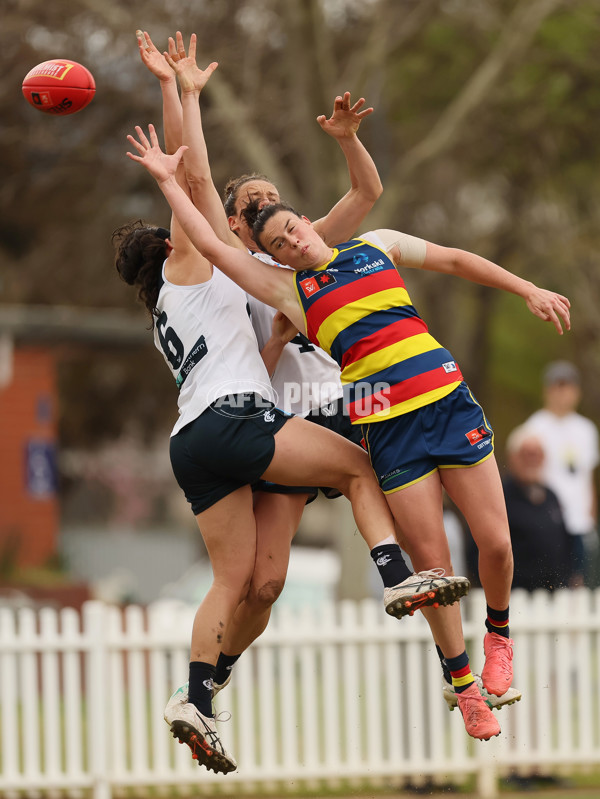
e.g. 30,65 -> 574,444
112,220 -> 170,327
223,173 -> 271,217
243,200 -> 302,253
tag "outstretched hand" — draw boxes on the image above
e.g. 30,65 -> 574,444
525,286 -> 571,334
136,30 -> 173,82
317,91 -> 374,139
163,31 -> 218,94
126,124 -> 187,183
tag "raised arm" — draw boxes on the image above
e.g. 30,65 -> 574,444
126,125 -> 302,325
424,243 -> 570,334
311,92 -> 383,246
369,228 -> 571,335
163,33 -> 245,251
136,30 -> 211,274
136,30 -> 183,154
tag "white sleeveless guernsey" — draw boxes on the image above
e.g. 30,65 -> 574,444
248,252 -> 344,417
154,263 -> 275,436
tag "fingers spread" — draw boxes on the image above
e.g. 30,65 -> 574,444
357,107 -> 374,119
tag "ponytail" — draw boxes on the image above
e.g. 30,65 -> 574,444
112,220 -> 169,327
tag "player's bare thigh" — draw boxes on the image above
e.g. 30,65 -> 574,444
441,454 -> 510,549
261,415 -> 370,490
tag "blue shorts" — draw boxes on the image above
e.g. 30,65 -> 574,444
362,382 -> 493,493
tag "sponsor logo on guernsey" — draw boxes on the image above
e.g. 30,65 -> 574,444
176,334 -> 208,388
299,271 -> 337,298
465,426 -> 491,446
441,361 -> 458,374
353,257 -> 385,275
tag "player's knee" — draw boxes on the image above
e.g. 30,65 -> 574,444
481,536 -> 513,567
250,578 -> 285,609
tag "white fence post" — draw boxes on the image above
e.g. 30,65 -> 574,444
0,607 -> 19,791
83,601 -> 111,799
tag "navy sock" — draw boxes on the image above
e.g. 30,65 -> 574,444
485,605 -> 510,638
370,544 -> 412,587
188,661 -> 215,717
445,650 -> 474,694
436,644 -> 452,685
215,652 -> 241,686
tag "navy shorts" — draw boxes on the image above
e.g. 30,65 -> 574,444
256,397 -> 364,502
170,393 -> 290,514
362,382 -> 494,493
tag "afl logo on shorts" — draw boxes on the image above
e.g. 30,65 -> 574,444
465,425 -> 490,445
206,379 -> 278,417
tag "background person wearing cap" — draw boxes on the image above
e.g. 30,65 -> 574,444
524,361 -> 599,587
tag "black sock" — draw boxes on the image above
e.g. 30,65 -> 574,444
215,652 -> 241,686
436,644 -> 452,685
370,544 -> 412,587
485,605 -> 510,638
188,661 -> 215,717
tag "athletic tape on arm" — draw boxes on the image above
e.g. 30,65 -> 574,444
362,229 -> 427,268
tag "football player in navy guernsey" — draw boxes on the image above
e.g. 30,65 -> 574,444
127,102 -> 570,739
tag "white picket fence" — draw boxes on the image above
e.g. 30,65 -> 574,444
1,588 -> 600,799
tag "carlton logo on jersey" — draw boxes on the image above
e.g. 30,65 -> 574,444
299,271 -> 337,298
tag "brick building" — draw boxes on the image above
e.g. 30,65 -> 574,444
0,344 -> 58,568
0,305 -> 147,572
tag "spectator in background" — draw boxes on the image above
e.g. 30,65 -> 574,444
503,426 -> 570,592
524,361 -> 599,587
502,424 -> 573,792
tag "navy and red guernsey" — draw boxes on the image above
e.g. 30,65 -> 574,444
292,237 -> 464,424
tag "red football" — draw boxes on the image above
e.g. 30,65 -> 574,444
22,59 -> 96,116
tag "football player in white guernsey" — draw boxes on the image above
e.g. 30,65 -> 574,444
140,36 -> 380,679
122,30 -> 471,770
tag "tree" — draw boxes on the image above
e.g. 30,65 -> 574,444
2,0 -> 599,453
